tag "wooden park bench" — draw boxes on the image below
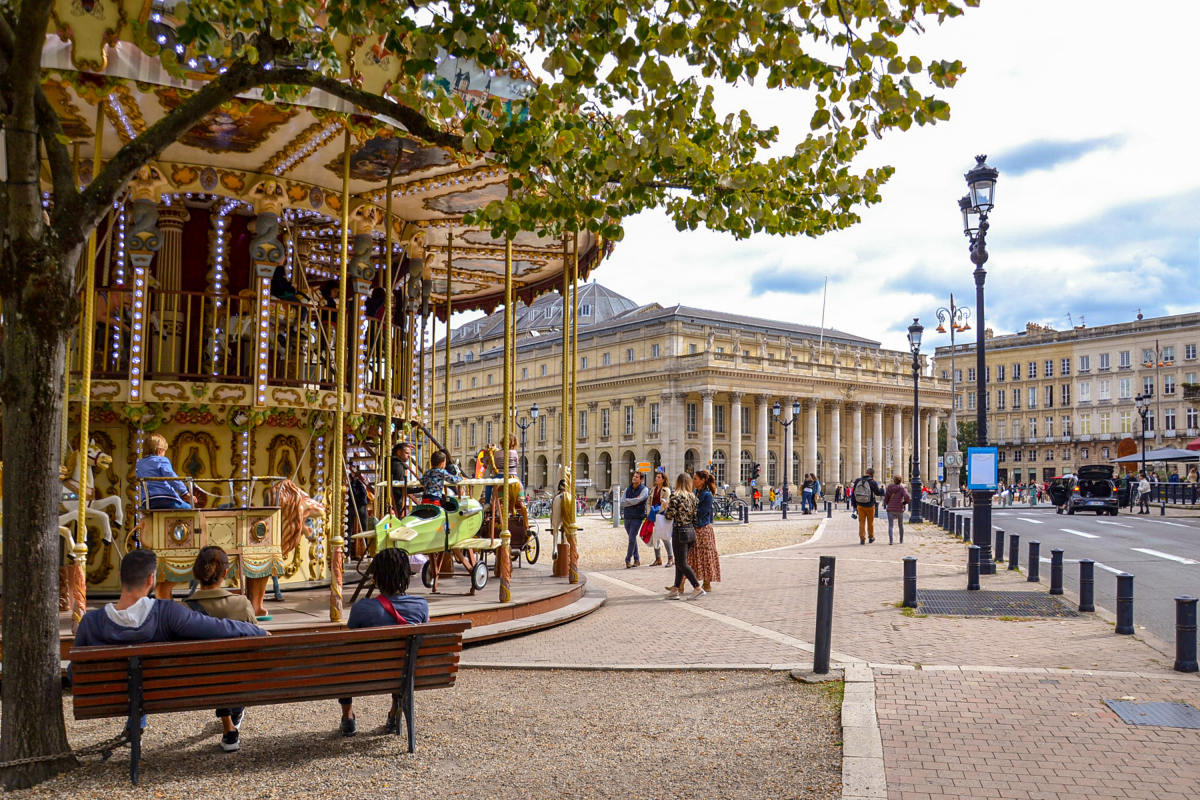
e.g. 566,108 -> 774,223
68,620 -> 471,784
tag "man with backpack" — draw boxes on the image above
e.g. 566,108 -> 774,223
851,468 -> 884,544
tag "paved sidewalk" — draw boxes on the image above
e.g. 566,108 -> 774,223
468,508 -> 1200,798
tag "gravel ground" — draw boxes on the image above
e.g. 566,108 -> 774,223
23,670 -> 841,800
564,515 -> 819,572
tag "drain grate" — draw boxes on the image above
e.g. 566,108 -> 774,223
1105,700 -> 1200,729
915,589 -> 1079,618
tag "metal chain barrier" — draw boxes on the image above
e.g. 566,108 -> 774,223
0,730 -> 130,769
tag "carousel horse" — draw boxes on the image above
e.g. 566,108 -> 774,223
549,468 -> 579,555
57,441 -> 124,552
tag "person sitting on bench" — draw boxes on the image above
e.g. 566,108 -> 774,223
186,546 -> 262,753
136,433 -> 195,510
419,450 -> 461,506
73,550 -> 266,733
339,548 -> 429,737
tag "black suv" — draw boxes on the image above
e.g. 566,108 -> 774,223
1049,465 -> 1119,516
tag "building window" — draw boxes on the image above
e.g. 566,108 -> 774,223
1028,450 -> 1037,462
1147,411 -> 1155,432
715,405 -> 725,434
1099,379 -> 1111,400
1163,346 -> 1175,363
470,423 -> 477,448
717,347 -> 724,353
997,420 -> 1006,439
1119,350 -> 1131,368
1080,414 -> 1091,435
955,369 -> 963,384
967,368 -> 976,382
998,450 -> 1006,463
1028,387 -> 1038,409
955,394 -> 963,411
1046,450 -> 1055,462
486,422 -> 492,443
1143,348 -> 1155,367
1099,353 -> 1111,370
1044,360 -> 1054,378
1045,385 -> 1054,408
1100,412 -> 1111,434
1045,416 -> 1054,437
997,391 -> 1006,410
1120,411 -> 1132,433
986,366 -> 991,382
741,407 -> 751,435
968,392 -> 977,410
456,379 -> 462,391
1119,378 -> 1132,399
1028,361 -> 1037,379
626,406 -> 636,435
651,344 -> 660,358
1190,373 -> 1199,385
768,452 -> 778,486
1079,355 -> 1090,372
1029,418 -> 1037,438
601,408 -> 610,438
1188,407 -> 1199,429
455,426 -> 461,449
740,450 -> 754,484
1061,385 -> 1070,405
579,304 -> 592,317
1143,377 -> 1154,396
602,352 -> 611,366
521,367 -> 528,380
465,350 -> 475,363
1101,447 -> 1110,459
1062,415 -> 1072,435
1012,388 -> 1021,410
1165,408 -> 1176,431
1081,447 -> 1089,459
1165,375 -> 1177,395
998,364 -> 1006,381
626,348 -> 634,362
1013,362 -> 1021,380
689,344 -> 698,354
581,356 -> 588,370
1080,382 -> 1091,402
539,415 -> 546,441
1014,450 -> 1023,463
648,403 -> 658,433
541,364 -> 548,377
687,403 -> 698,433
471,377 -> 478,388
487,374 -> 493,386
712,450 -> 727,485
578,410 -> 588,439
1187,344 -> 1198,361
1061,358 -> 1070,376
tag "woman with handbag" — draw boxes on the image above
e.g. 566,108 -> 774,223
646,469 -> 673,567
663,473 -> 704,601
688,469 -> 722,592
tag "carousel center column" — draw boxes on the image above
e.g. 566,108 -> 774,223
156,204 -> 190,375
249,195 -> 286,408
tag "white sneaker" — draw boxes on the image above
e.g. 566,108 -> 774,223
664,588 -> 680,600
686,588 -> 707,601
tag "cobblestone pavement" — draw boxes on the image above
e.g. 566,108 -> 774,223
469,509 -> 1200,798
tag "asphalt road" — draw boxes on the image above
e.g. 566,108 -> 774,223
951,504 -> 1200,646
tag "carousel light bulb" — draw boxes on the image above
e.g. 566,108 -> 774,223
157,34 -> 167,44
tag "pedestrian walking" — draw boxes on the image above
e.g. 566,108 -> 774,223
663,473 -> 704,601
752,486 -> 762,511
851,467 -> 884,544
688,469 -> 722,592
883,475 -> 910,545
1137,472 -> 1152,514
768,486 -> 777,510
620,471 -> 649,567
647,469 -> 673,567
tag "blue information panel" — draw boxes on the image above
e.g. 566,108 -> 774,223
967,447 -> 999,491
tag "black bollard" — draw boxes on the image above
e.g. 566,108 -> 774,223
1050,548 -> 1064,595
967,545 -> 981,591
1008,533 -> 1020,570
1027,540 -> 1041,582
994,528 -> 1005,563
782,501 -> 788,520
826,501 -> 832,518
813,555 -> 836,674
955,514 -> 962,538
903,556 -> 918,608
1078,559 -> 1095,612
1175,596 -> 1198,673
1115,573 -> 1134,635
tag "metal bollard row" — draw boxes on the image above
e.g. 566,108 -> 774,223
903,556 -> 918,608
1027,540 -> 1041,582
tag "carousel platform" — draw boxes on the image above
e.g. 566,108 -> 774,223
40,562 -> 603,662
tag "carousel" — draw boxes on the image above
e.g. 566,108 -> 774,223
33,0 -> 599,634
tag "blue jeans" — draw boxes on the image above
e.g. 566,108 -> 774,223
802,489 -> 813,512
624,518 -> 643,564
147,495 -> 193,510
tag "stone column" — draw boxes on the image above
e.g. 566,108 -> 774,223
827,401 -> 842,485
756,394 -> 771,484
730,392 -> 744,491
782,396 -> 796,493
676,391 -> 690,471
872,405 -> 884,474
891,407 -> 903,479
850,402 -> 863,481
805,399 -> 818,479
701,389 -> 716,472
661,390 -> 675,474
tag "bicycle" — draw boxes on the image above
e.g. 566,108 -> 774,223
597,491 -> 614,520
712,495 -> 747,521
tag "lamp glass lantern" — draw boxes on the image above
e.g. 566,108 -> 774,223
530,402 -> 539,420
791,399 -> 800,417
772,401 -> 781,418
958,195 -> 979,238
965,155 -> 999,213
907,318 -> 924,355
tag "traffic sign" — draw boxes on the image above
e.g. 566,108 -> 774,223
636,461 -> 652,473
575,478 -> 592,486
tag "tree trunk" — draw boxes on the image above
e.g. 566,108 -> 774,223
0,247 -> 79,789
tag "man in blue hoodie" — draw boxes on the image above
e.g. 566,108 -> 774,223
73,549 -> 265,744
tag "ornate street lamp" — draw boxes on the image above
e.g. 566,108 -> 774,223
963,154 -> 999,574
515,402 -> 538,486
907,318 -> 924,523
935,295 -> 972,506
772,399 -> 801,516
1136,390 -> 1152,483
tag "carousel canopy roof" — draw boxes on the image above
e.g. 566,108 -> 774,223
39,0 -> 605,311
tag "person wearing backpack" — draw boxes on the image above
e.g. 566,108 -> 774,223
851,468 -> 884,544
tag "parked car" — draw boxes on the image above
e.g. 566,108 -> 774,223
1049,466 -> 1120,516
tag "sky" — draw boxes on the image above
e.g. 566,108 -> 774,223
453,0 -> 1200,352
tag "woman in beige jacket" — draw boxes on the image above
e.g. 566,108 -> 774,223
645,469 -> 673,567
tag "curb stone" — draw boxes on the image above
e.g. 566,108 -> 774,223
840,662 -> 887,799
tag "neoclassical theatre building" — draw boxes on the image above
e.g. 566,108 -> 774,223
437,284 -> 953,497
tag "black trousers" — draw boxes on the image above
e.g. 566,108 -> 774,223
673,539 -> 699,589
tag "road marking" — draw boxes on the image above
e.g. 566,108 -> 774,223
1060,528 -> 1101,539
1016,518 -> 1044,524
1096,521 -> 1133,528
1093,562 -> 1124,574
1149,520 -> 1192,528
1131,548 -> 1199,565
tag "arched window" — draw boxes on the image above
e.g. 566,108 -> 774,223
597,452 -> 612,490
684,449 -> 697,474
577,452 -> 590,481
465,350 -> 475,363
791,451 -> 800,487
712,450 -> 727,486
768,451 -> 777,486
816,451 -> 823,484
648,449 -> 661,472
740,449 -> 753,484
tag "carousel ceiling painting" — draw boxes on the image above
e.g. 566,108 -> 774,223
37,0 -> 609,310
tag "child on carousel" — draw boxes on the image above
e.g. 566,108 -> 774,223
419,450 -> 461,506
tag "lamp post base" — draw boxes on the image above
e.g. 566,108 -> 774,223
909,478 -> 923,524
972,488 -> 996,574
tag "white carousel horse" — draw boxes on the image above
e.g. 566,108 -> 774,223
57,440 -> 125,553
